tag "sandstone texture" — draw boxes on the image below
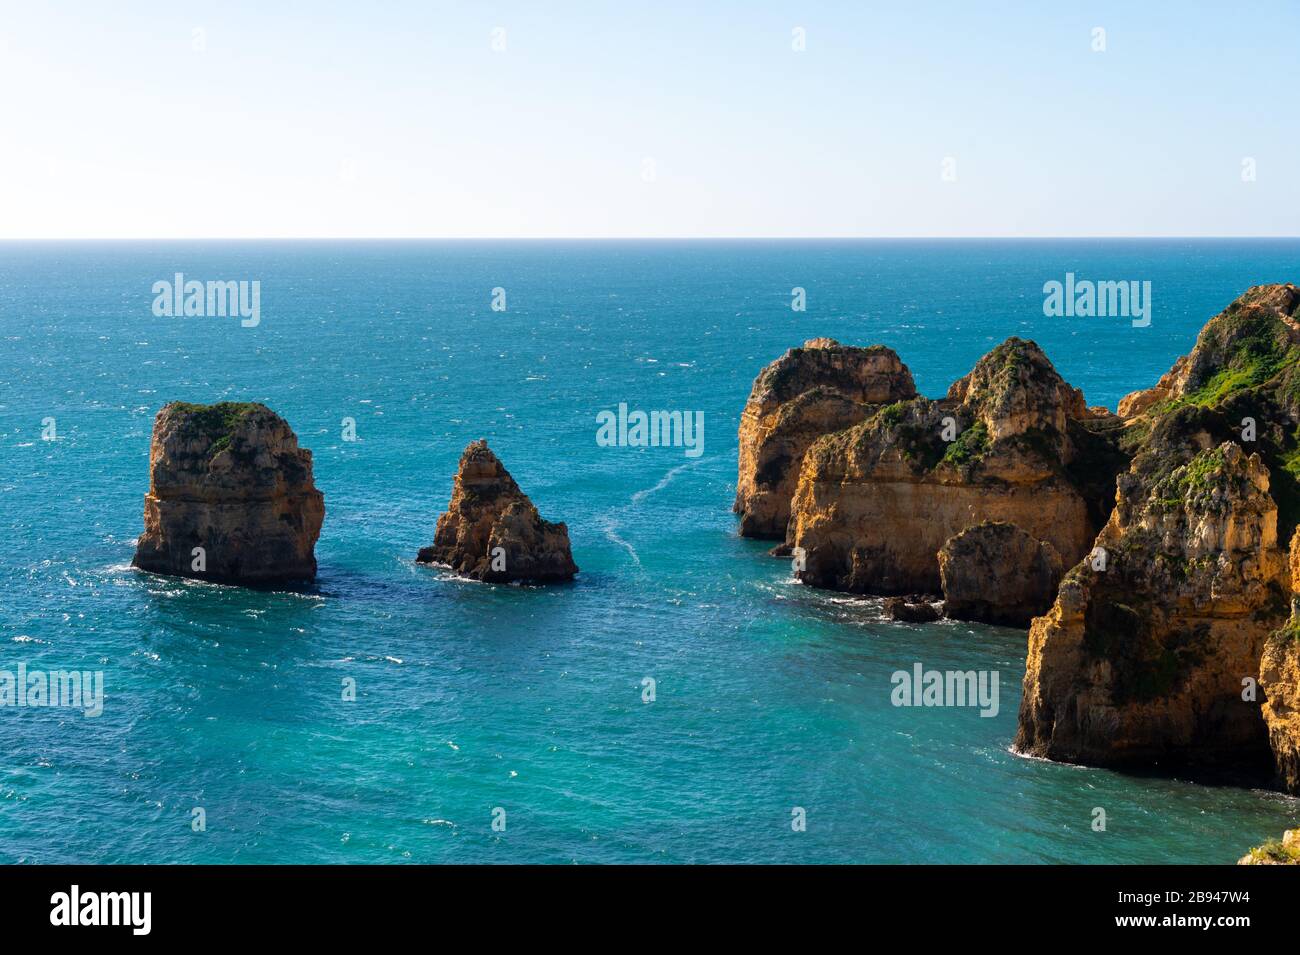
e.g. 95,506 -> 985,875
938,521 -> 1064,627
1261,534 -> 1300,792
787,338 -> 1126,595
734,339 -> 916,539
417,440 -> 577,584
132,402 -> 324,585
1017,285 -> 1300,773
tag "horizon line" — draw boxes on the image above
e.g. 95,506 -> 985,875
2,235 -> 1299,242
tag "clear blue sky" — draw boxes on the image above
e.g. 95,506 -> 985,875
1,1 -> 1295,238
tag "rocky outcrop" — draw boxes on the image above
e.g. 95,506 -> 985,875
1117,355 -> 1189,418
883,595 -> 942,623
938,521 -> 1063,627
417,440 -> 577,584
787,338 -> 1126,595
132,402 -> 324,585
1261,536 -> 1300,792
1017,285 -> 1300,771
1016,438 -> 1287,768
1239,828 -> 1300,865
734,339 -> 916,538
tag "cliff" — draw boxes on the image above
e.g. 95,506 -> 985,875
417,439 -> 578,583
1261,534 -> 1300,792
734,338 -> 916,538
131,402 -> 325,585
786,338 -> 1126,595
1017,285 -> 1300,773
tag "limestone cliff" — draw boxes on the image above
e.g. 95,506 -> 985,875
417,439 -> 577,584
734,338 -> 916,538
1261,535 -> 1300,792
787,338 -> 1126,595
1017,284 -> 1300,771
939,521 -> 1064,627
132,402 -> 325,585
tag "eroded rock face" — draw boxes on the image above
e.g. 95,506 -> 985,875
938,521 -> 1063,627
1261,536 -> 1300,793
787,338 -> 1123,595
132,402 -> 325,585
734,339 -> 916,538
1016,437 -> 1287,768
1016,285 -> 1300,771
1118,355 -> 1189,418
417,439 -> 577,583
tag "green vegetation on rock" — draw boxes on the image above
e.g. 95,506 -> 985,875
1243,837 -> 1300,864
166,401 -> 264,458
941,420 -> 990,467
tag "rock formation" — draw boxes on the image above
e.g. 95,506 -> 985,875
786,338 -> 1127,595
1261,536 -> 1300,792
1239,827 -> 1300,864
938,521 -> 1064,627
883,596 -> 942,623
417,439 -> 577,584
1017,284 -> 1300,772
132,402 -> 325,585
734,339 -> 916,538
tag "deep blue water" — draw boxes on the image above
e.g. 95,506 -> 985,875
1,239 -> 1298,864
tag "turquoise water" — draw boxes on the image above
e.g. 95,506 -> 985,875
2,239 -> 1298,864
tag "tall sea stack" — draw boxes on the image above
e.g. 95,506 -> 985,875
131,402 -> 325,585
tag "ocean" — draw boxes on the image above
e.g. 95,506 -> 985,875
1,239 -> 1298,864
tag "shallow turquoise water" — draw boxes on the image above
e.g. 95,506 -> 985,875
1,239 -> 1298,863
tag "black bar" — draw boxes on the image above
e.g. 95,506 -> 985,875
0,864 -> 1282,940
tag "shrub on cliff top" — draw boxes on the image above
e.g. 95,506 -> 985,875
164,401 -> 266,457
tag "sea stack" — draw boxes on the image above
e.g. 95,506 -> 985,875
132,402 -> 325,585
1017,285 -> 1300,773
734,339 -> 917,539
417,439 -> 577,584
785,337 -> 1127,596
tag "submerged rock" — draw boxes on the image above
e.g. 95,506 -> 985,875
786,337 -> 1126,596
417,439 -> 577,584
131,402 -> 325,585
734,338 -> 916,539
939,521 -> 1063,627
1017,285 -> 1300,772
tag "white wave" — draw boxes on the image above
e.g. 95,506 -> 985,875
600,517 -> 641,568
630,458 -> 704,504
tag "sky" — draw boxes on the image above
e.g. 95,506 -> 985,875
0,1 -> 1296,239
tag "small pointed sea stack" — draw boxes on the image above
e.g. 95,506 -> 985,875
417,440 -> 577,583
131,402 -> 325,585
